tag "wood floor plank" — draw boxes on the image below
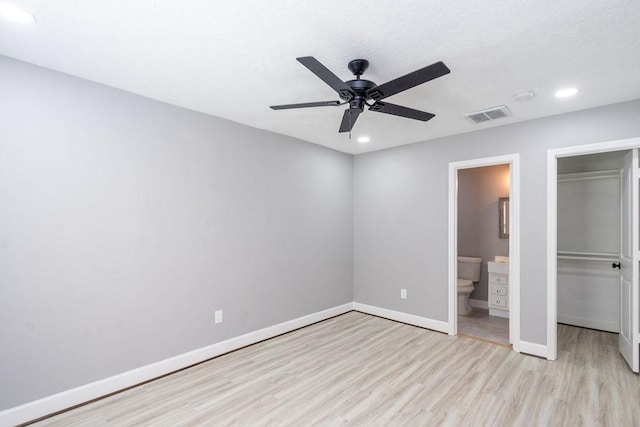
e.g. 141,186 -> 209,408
33,311 -> 640,426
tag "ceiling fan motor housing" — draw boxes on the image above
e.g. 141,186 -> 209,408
345,78 -> 377,110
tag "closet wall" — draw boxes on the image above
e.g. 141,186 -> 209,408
557,151 -> 628,332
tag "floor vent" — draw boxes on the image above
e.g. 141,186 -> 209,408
464,105 -> 512,124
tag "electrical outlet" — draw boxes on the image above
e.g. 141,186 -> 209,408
400,288 -> 407,299
215,310 -> 223,324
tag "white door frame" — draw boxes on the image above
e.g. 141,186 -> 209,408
448,154 -> 521,352
546,136 -> 640,360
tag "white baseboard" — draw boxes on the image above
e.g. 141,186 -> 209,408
519,340 -> 549,359
0,303 -> 354,427
353,302 -> 449,334
557,314 -> 619,334
468,298 -> 488,310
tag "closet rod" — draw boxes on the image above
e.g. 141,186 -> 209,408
557,251 -> 619,262
557,250 -> 619,257
557,170 -> 620,182
557,255 -> 619,262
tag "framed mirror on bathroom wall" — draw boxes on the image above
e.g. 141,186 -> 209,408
499,197 -> 510,239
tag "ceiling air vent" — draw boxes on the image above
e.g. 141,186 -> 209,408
464,105 -> 512,124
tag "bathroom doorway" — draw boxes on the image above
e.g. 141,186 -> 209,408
448,154 -> 520,352
547,138 -> 640,372
457,164 -> 510,345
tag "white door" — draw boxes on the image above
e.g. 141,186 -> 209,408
619,149 -> 639,372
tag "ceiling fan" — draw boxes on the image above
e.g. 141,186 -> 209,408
270,56 -> 450,133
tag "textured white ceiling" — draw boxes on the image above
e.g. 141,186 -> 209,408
1,0 -> 639,154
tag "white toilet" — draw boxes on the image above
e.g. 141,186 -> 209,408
457,256 -> 482,315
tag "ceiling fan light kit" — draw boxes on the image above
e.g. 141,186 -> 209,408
270,56 -> 450,134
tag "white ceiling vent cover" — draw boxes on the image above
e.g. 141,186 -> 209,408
464,105 -> 512,124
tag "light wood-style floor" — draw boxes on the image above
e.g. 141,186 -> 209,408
458,308 -> 509,345
33,311 -> 640,426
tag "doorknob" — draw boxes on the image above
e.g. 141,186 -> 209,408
612,262 -> 621,269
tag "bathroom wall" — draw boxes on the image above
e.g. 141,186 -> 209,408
457,164 -> 510,302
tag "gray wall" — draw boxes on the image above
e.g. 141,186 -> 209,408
0,56 -> 353,410
458,165 -> 510,301
354,99 -> 640,344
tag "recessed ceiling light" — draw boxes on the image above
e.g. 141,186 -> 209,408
555,87 -> 578,98
0,3 -> 36,24
357,136 -> 370,143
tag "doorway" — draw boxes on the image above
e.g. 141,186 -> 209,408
547,137 -> 640,372
448,154 -> 521,352
457,164 -> 510,344
557,152 -> 625,333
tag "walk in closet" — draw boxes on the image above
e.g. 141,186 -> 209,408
557,151 -> 629,332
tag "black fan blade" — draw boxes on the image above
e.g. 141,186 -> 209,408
270,101 -> 341,110
297,56 -> 355,100
338,109 -> 361,133
369,101 -> 435,122
366,61 -> 450,101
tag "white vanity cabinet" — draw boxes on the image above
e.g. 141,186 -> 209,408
488,261 -> 509,318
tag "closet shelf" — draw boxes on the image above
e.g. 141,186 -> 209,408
557,251 -> 619,262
